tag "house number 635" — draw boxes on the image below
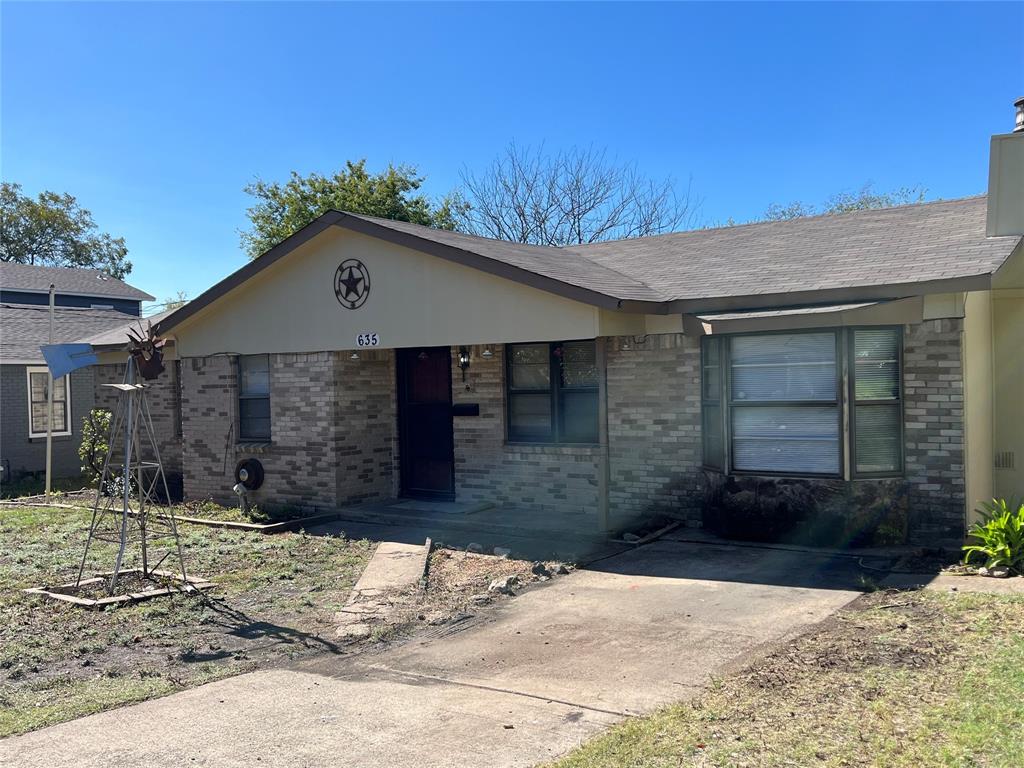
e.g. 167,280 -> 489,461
356,333 -> 380,347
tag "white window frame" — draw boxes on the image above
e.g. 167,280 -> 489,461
26,366 -> 72,438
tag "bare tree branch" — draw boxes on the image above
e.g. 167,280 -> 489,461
456,144 -> 700,245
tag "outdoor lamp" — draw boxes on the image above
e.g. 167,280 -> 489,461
481,346 -> 494,359
458,346 -> 471,383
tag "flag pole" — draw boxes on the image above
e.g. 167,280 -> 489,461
45,283 -> 55,500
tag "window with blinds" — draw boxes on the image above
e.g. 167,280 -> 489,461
729,332 -> 840,475
27,367 -> 71,438
238,354 -> 271,441
699,328 -> 903,478
850,328 -> 902,475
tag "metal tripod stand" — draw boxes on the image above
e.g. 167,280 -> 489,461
76,356 -> 187,594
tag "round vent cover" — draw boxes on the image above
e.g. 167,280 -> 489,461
234,458 -> 264,491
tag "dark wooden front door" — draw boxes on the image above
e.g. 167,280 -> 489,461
397,347 -> 455,499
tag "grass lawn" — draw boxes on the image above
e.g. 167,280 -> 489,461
0,505 -> 374,737
547,589 -> 1024,768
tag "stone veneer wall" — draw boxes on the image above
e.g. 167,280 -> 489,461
180,351 -> 397,510
451,345 -> 600,525
94,361 -> 183,475
605,334 -> 704,528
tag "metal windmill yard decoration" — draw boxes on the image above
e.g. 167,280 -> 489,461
76,320 -> 188,595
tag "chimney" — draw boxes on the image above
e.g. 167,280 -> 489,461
986,97 -> 1024,237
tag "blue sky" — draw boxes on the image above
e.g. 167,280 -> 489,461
3,2 -> 1022,310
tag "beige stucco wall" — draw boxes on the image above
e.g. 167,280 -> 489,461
993,290 -> 1024,501
169,227 -> 611,357
963,291 -> 994,523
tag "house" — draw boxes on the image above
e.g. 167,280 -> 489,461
0,262 -> 151,316
149,125 -> 1023,549
0,264 -> 154,487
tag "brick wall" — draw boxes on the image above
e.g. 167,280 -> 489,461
334,350 -> 398,505
605,334 -> 704,527
902,318 -> 966,546
452,345 -> 600,526
174,319 -> 967,546
180,351 -> 398,510
180,355 -> 236,504
94,361 -> 183,474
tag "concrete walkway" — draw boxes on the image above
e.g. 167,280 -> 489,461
1,540 -> 866,768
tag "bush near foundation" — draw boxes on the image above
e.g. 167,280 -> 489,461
963,498 -> 1024,574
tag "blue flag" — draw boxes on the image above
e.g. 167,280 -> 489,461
41,343 -> 98,380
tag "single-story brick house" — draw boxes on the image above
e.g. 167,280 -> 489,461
150,132 -> 1024,549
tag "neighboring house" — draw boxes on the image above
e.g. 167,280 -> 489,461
150,124 -> 1023,551
0,262 -> 151,316
0,264 -> 155,487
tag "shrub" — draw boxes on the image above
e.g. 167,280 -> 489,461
963,498 -> 1024,574
79,409 -> 112,485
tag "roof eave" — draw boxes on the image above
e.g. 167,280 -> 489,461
619,274 -> 994,315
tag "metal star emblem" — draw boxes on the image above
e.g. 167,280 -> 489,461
334,259 -> 370,309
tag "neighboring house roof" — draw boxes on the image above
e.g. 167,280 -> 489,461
0,304 -> 135,363
76,308 -> 175,351
0,262 -> 154,302
156,195 -> 1023,334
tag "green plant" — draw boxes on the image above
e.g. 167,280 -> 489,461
963,498 -> 1024,573
78,409 -> 112,484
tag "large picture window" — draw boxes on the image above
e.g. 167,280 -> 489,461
238,354 -> 271,441
27,367 -> 71,438
506,341 -> 599,444
701,328 -> 903,478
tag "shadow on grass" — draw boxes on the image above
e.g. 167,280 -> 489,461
180,593 -> 345,661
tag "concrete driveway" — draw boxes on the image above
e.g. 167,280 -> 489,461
1,539 -> 866,768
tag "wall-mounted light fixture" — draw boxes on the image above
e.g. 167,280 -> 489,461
458,346 -> 471,386
481,346 -> 494,359
350,352 -> 360,360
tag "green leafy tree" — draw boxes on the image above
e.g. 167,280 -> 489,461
240,160 -> 462,258
763,183 -> 927,222
0,182 -> 131,278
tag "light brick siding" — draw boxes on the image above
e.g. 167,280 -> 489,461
902,318 -> 966,546
452,346 -> 600,527
334,351 -> 398,505
94,362 -> 183,475
605,334 -> 703,528
180,355 -> 235,504
180,351 -> 397,511
176,319 -> 968,547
